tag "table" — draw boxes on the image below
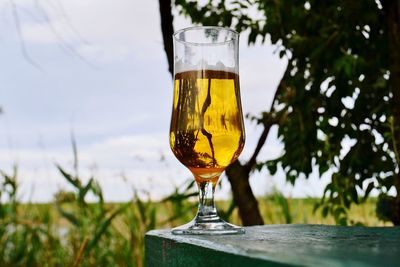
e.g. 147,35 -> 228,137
145,224 -> 400,267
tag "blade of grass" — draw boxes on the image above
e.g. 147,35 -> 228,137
56,165 -> 81,188
86,202 -> 130,252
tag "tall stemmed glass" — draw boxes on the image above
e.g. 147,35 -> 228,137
170,26 -> 245,235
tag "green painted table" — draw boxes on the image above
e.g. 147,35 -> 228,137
145,224 -> 400,267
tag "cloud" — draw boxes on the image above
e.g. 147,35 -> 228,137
17,0 -> 163,63
77,43 -> 131,62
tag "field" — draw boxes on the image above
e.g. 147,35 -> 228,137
0,167 -> 391,267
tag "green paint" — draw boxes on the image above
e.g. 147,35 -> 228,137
145,225 -> 400,267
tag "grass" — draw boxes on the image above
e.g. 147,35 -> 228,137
0,164 -> 391,267
258,196 -> 389,226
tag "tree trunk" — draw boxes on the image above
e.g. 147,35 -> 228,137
226,161 -> 264,225
158,0 -> 174,76
383,0 -> 400,225
225,116 -> 278,226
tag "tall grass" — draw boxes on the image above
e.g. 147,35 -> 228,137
0,161 -> 198,266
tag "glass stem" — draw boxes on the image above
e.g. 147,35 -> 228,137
196,180 -> 219,221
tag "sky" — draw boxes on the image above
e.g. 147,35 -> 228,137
0,0 -> 330,202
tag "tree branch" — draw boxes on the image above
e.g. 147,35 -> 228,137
245,64 -> 290,171
158,0 -> 174,77
10,0 -> 42,70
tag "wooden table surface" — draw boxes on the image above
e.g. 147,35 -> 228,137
145,224 -> 400,267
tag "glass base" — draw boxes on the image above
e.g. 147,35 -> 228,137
172,216 -> 245,235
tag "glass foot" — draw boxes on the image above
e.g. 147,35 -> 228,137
172,216 -> 245,235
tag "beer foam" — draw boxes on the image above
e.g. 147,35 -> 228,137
175,59 -> 237,74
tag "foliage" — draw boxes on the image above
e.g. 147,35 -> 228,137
0,167 -> 63,267
0,163 -> 197,267
174,0 -> 399,225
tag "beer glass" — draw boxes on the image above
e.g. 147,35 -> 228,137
170,26 -> 245,235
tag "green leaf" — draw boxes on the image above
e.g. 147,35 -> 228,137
162,192 -> 198,202
79,177 -> 94,203
184,180 -> 196,191
363,181 -> 374,202
322,206 -> 329,217
86,203 -> 130,252
135,193 -> 149,224
318,163 -> 329,176
313,202 -> 321,214
333,207 -> 346,218
147,207 -> 157,230
56,165 -> 81,188
56,206 -> 80,227
266,160 -> 278,175
338,217 -> 348,226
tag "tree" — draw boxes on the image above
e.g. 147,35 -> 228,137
172,0 -> 400,225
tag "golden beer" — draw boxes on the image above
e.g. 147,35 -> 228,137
170,70 -> 245,182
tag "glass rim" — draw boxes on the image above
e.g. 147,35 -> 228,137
173,26 -> 239,46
